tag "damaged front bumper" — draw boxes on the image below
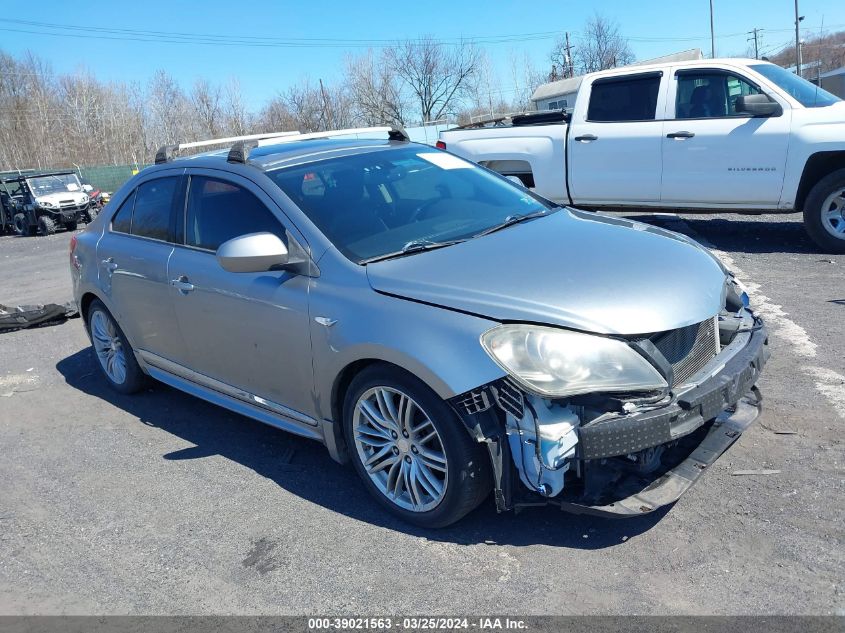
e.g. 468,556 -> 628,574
454,315 -> 770,518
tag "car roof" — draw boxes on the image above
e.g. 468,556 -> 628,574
172,138 -> 415,172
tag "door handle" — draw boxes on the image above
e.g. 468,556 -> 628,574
101,257 -> 118,272
667,131 -> 695,139
170,276 -> 195,293
574,134 -> 598,142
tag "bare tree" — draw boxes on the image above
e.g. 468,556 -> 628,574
552,13 -> 634,76
190,79 -> 222,138
386,36 -> 480,123
221,78 -> 252,136
346,50 -> 408,125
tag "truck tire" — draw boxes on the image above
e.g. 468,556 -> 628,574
803,168 -> 845,254
38,216 -> 56,235
65,220 -> 78,232
13,213 -> 36,236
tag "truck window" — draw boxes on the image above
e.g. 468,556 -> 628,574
586,74 -> 661,122
676,71 -> 761,119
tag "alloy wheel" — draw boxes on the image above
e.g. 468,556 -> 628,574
352,386 -> 448,512
821,187 -> 845,238
90,310 -> 128,385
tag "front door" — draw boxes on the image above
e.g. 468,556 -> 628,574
661,68 -> 791,205
567,71 -> 665,204
167,171 -> 316,422
95,173 -> 188,362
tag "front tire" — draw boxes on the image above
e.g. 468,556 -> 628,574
803,168 -> 845,253
38,215 -> 56,235
87,300 -> 147,394
65,220 -> 78,232
344,366 -> 491,528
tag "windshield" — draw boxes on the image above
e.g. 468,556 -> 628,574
750,63 -> 840,108
268,147 -> 554,263
27,173 -> 83,196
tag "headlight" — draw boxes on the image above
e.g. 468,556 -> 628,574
481,324 -> 668,398
81,194 -> 89,203
38,199 -> 55,208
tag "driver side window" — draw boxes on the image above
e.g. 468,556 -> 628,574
185,176 -> 285,252
676,72 -> 761,119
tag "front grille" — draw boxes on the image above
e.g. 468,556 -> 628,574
651,316 -> 719,386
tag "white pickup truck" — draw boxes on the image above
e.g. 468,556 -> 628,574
438,58 -> 845,252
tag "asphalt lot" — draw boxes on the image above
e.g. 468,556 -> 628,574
0,211 -> 843,615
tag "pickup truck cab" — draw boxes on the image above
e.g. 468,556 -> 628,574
439,58 -> 845,252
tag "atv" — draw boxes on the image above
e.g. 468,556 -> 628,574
0,171 -> 90,236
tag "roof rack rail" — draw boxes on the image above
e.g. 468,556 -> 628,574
155,125 -> 411,166
154,131 -> 300,165
253,125 -> 410,147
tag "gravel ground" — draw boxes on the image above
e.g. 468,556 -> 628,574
0,212 -> 843,615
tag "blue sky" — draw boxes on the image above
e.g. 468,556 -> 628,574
0,0 -> 841,112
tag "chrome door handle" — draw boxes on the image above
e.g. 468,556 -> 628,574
101,257 -> 118,272
574,134 -> 598,142
667,131 -> 695,139
170,276 -> 195,293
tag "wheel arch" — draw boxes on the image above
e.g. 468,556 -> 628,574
796,151 -> 845,211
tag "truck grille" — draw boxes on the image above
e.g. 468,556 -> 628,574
651,317 -> 719,386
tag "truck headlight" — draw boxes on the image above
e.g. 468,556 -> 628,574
38,200 -> 55,209
481,324 -> 668,398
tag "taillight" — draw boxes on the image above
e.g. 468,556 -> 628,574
69,234 -> 81,271
435,140 -> 446,150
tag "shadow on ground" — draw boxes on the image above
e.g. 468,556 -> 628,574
620,213 -> 824,256
56,348 -> 666,550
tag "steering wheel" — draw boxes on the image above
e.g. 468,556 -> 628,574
408,199 -> 443,223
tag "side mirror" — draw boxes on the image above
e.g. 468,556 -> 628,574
736,94 -> 782,117
216,232 -> 289,273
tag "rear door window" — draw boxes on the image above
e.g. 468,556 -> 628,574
587,74 -> 662,122
130,177 -> 178,241
110,190 -> 136,234
185,176 -> 284,251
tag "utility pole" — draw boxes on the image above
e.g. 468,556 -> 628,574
563,32 -> 574,78
747,28 -> 762,59
318,78 -> 334,130
794,0 -> 803,76
709,0 -> 716,58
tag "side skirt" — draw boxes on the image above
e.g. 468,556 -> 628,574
138,351 -> 324,443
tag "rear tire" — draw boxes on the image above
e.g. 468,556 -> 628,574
343,365 -> 491,528
803,168 -> 845,254
38,216 -> 56,235
86,299 -> 147,394
13,213 -> 35,236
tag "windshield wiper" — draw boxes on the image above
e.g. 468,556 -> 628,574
473,208 -> 556,238
360,238 -> 466,264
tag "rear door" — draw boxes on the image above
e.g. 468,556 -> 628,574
95,172 -> 188,362
568,71 -> 666,203
167,170 -> 316,422
661,67 -> 791,205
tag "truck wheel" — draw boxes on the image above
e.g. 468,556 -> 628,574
803,168 -> 845,254
38,216 -> 56,235
86,207 -> 99,223
13,213 -> 36,236
65,220 -> 78,232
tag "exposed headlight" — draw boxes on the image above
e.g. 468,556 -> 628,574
481,324 -> 668,398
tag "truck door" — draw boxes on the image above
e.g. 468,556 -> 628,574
568,71 -> 665,204
661,67 -> 791,205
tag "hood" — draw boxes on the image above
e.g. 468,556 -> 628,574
366,209 -> 727,335
36,191 -> 88,205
